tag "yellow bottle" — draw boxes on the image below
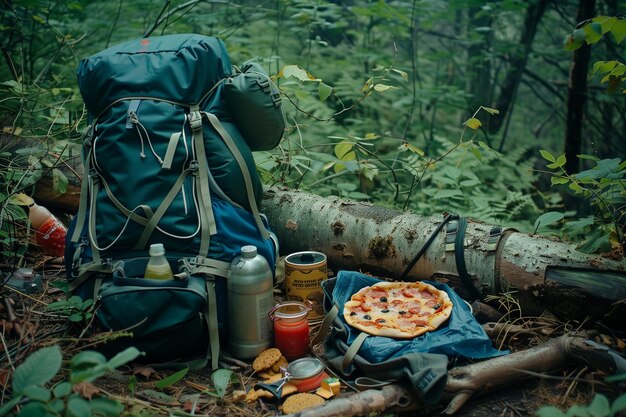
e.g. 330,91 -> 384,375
144,243 -> 173,280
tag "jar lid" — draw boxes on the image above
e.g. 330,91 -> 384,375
285,251 -> 326,266
271,302 -> 310,322
287,357 -> 324,380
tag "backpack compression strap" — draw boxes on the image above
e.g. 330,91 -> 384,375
202,111 -> 270,240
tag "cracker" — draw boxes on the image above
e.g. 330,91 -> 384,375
252,348 -> 282,372
281,393 -> 325,414
271,355 -> 288,373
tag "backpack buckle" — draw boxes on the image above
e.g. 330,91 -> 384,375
188,111 -> 203,131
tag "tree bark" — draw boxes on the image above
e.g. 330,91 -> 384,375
262,188 -> 626,328
564,0 -> 595,175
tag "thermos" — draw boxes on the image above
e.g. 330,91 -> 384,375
227,245 -> 274,359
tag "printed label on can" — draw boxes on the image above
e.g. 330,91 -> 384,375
285,251 -> 327,320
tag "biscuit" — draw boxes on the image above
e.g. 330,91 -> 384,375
271,355 -> 288,373
281,393 -> 325,414
252,348 -> 282,372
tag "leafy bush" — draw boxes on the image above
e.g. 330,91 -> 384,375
0,345 -> 141,417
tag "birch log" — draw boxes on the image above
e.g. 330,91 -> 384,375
261,188 -> 626,328
277,333 -> 626,417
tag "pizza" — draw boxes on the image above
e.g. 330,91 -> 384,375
342,281 -> 453,338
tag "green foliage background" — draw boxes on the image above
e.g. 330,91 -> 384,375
0,0 -> 624,253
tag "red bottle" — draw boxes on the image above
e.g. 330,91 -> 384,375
270,302 -> 311,361
28,202 -> 67,257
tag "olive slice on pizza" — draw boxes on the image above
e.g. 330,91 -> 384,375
343,281 -> 453,338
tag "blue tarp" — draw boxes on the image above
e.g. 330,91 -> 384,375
325,270 -> 509,364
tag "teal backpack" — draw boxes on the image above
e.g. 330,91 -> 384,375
65,34 -> 283,369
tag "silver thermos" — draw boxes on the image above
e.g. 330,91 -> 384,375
227,245 -> 274,359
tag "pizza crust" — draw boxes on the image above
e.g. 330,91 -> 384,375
342,281 -> 453,339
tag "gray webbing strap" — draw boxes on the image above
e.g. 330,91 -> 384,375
184,256 -> 230,278
189,107 -> 217,257
88,178 -> 101,263
99,177 -> 152,227
206,278 -> 220,370
162,132 -> 181,170
71,144 -> 93,243
310,304 -> 339,347
68,261 -> 113,292
203,112 -> 269,240
341,332 -> 369,373
134,167 -> 195,250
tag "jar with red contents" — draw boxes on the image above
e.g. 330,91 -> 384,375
270,302 -> 312,361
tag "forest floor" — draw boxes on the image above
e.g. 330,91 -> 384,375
1,251 -> 624,417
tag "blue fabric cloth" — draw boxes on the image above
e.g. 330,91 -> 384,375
329,270 -> 508,363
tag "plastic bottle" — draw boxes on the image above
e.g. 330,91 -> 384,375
144,243 -> 173,280
28,202 -> 67,257
227,245 -> 274,359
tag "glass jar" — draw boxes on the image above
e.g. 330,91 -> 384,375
270,302 -> 311,361
288,357 -> 328,392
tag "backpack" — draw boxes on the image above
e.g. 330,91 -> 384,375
65,34 -> 283,369
314,271 -> 508,404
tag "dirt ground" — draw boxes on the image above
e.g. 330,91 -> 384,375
1,254 -> 624,417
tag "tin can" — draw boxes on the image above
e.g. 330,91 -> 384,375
284,251 -> 327,320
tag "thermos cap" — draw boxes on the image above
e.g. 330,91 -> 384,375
241,245 -> 258,258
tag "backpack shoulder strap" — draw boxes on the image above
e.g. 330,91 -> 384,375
202,111 -> 270,240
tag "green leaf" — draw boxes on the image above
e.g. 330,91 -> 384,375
0,397 -> 22,416
578,230 -> 611,254
282,65 -> 313,82
17,401 -> 54,417
564,34 -> 583,51
536,405 -> 567,417
610,392 -> 626,415
391,68 -> 408,81
565,404 -> 591,417
540,149 -> 556,163
23,385 -> 52,402
550,176 -> 569,185
67,396 -> 91,417
70,350 -> 107,371
584,22 -> 603,44
106,347 -> 142,370
318,81 -> 333,102
13,345 -> 62,393
52,168 -> 68,195
52,381 -> 72,398
592,16 -> 616,33
546,154 -> 567,169
373,83 -> 397,92
587,393 -> 610,417
534,211 -> 565,231
211,369 -> 235,399
294,89 -> 310,100
334,141 -> 356,160
399,142 -> 425,156
481,106 -> 499,115
609,18 -> 626,44
592,61 -> 618,77
464,117 -> 482,129
432,189 -> 464,199
89,398 -> 124,417
155,367 -> 189,389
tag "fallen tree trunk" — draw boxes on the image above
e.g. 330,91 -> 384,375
262,188 -> 626,328
278,333 -> 625,417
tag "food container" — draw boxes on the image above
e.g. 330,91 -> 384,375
284,251 -> 327,321
288,357 -> 328,392
254,357 -> 328,399
269,302 -> 311,361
